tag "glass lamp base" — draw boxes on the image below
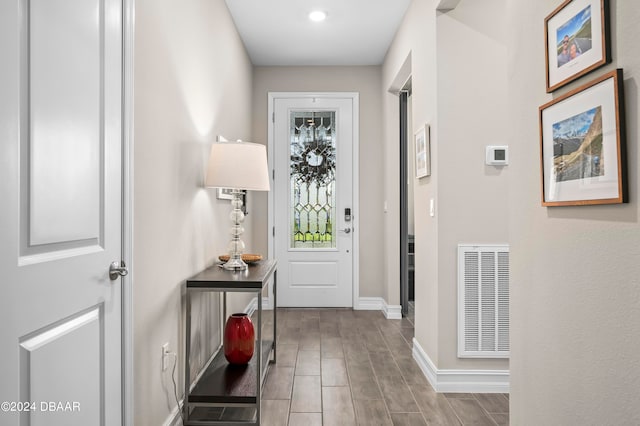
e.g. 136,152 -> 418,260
222,256 -> 248,271
222,189 -> 248,271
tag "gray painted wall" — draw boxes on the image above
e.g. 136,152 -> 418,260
508,0 -> 640,423
435,0 -> 510,370
383,0 -> 510,372
133,1 -> 254,424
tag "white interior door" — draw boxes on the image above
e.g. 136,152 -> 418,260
271,94 -> 357,307
0,0 -> 124,425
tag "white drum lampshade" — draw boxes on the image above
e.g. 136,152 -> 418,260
205,141 -> 270,270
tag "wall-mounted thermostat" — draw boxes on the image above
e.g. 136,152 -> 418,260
486,146 -> 509,166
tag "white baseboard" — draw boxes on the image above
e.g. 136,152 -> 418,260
412,338 -> 510,393
355,297 -> 402,320
382,301 -> 402,320
162,348 -> 221,426
245,297 -> 258,317
163,404 -> 183,426
244,296 -> 272,318
356,297 -> 383,310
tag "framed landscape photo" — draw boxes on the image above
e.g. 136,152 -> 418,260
539,69 -> 626,207
545,0 -> 610,92
414,124 -> 430,178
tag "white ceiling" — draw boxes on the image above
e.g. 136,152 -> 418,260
224,0 -> 412,66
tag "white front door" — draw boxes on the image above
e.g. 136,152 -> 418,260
0,0 -> 124,425
271,94 -> 358,307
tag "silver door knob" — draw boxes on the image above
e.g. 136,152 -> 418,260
339,228 -> 351,234
109,261 -> 129,280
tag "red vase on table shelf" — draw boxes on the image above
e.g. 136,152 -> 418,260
223,313 -> 255,365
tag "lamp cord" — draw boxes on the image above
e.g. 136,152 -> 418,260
170,352 -> 185,425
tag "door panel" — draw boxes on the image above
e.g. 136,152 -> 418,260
273,96 -> 355,307
0,0 -> 123,424
20,307 -> 103,426
29,0 -> 102,246
289,261 -> 339,287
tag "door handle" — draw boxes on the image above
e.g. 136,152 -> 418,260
109,260 -> 129,280
339,228 -> 351,234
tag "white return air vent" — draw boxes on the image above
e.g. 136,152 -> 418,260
458,244 -> 509,358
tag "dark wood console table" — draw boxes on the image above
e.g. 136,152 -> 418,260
183,260 -> 277,425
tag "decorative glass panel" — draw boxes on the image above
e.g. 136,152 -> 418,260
290,111 -> 336,249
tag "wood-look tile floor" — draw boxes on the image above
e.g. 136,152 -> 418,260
259,308 -> 509,426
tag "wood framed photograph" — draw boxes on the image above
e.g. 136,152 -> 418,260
414,124 -> 430,178
545,0 -> 610,93
539,69 -> 626,207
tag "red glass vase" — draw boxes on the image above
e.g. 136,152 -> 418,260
223,313 -> 255,365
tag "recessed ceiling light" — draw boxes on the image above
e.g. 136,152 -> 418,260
309,10 -> 327,22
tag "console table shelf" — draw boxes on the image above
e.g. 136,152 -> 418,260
189,340 -> 273,405
183,260 -> 277,425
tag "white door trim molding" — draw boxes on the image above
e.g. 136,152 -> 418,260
267,92 -> 360,309
122,0 -> 135,424
412,338 -> 510,393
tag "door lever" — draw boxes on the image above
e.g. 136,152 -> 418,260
109,261 -> 129,280
339,228 -> 351,234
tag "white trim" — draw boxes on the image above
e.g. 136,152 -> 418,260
412,338 -> 510,393
436,0 -> 462,11
245,297 -> 259,317
162,348 -> 222,426
21,308 -> 100,351
251,276 -> 276,311
242,296 -> 272,317
163,405 -> 183,426
122,0 -> 135,424
267,92 -> 360,309
382,301 -> 402,320
355,297 -> 383,310
352,94 -> 360,312
355,297 -> 402,320
262,296 -> 272,311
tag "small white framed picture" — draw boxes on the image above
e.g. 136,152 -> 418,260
216,188 -> 234,200
415,124 -> 430,178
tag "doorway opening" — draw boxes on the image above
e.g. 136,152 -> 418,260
400,79 -> 414,318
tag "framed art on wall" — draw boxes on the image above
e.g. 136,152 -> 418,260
539,69 -> 626,206
217,188 -> 248,214
415,124 -> 430,178
545,0 -> 610,92
216,188 -> 234,200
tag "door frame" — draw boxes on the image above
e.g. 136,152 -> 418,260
123,0 -> 134,424
267,92 -> 360,309
399,90 -> 410,317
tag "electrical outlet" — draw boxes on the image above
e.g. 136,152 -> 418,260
162,343 -> 170,371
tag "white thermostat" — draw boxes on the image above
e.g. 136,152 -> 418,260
486,146 -> 509,166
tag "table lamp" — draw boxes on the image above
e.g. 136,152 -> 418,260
205,141 -> 270,270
